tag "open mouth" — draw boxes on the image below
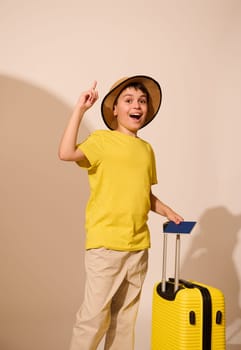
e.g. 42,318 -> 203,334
129,114 -> 142,120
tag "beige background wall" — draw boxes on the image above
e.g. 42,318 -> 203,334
1,1 -> 241,349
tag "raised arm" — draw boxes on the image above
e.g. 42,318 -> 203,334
150,191 -> 184,224
58,81 -> 98,162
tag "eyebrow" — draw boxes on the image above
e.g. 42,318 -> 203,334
122,93 -> 147,98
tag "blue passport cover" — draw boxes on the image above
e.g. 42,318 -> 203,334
163,221 -> 196,234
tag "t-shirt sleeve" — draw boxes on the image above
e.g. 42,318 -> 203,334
76,131 -> 103,169
150,146 -> 158,185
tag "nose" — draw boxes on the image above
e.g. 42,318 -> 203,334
133,100 -> 141,108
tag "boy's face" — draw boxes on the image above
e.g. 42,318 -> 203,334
113,87 -> 148,135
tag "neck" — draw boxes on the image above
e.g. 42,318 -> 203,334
115,125 -> 138,137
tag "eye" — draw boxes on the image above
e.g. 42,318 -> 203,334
139,99 -> 147,104
125,98 -> 133,104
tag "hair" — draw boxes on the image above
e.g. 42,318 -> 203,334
113,82 -> 150,108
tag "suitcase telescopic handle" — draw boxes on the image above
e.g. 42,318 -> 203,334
161,233 -> 181,293
161,221 -> 196,293
161,233 -> 168,292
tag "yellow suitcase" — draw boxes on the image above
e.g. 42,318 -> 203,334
151,223 -> 226,350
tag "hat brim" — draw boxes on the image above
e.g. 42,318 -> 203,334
101,75 -> 162,130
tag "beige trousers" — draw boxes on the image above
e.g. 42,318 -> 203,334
69,248 -> 148,350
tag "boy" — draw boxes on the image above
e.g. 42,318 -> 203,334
59,75 -> 183,350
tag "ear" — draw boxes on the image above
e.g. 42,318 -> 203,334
113,104 -> 118,117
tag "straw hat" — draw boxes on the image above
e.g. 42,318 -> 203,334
101,75 -> 162,130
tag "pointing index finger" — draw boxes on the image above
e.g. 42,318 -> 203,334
91,80 -> 97,90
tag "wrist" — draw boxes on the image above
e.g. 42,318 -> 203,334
72,104 -> 87,120
164,206 -> 172,218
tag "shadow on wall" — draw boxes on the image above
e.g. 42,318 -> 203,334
181,206 -> 241,347
0,75 -> 90,350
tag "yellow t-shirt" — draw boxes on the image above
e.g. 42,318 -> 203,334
77,130 -> 157,251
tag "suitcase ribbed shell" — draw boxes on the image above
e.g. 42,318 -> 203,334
151,281 -> 225,350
